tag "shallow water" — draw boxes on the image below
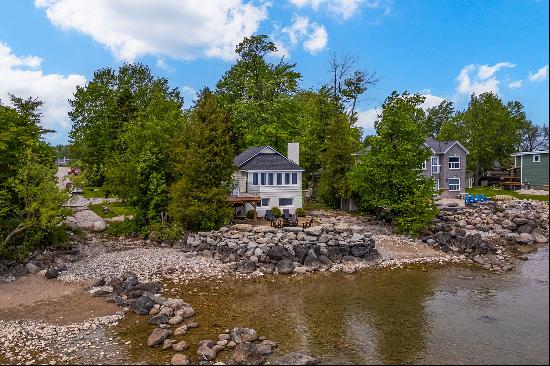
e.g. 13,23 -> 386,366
116,246 -> 549,365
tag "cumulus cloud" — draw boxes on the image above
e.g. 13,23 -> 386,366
356,107 -> 380,133
456,62 -> 515,96
419,93 -> 445,110
279,15 -> 328,55
0,42 -> 85,142
35,0 -> 268,61
181,85 -> 198,107
508,80 -> 523,89
528,65 -> 548,82
288,0 -> 392,20
156,57 -> 174,72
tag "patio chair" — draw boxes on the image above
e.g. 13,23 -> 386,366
264,210 -> 276,225
302,217 -> 313,229
290,214 -> 298,227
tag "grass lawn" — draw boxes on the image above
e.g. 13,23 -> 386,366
82,186 -> 109,199
88,201 -> 135,218
466,187 -> 549,202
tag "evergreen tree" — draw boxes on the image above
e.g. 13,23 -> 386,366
349,92 -> 437,235
169,89 -> 235,231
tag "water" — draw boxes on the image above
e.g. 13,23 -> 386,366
117,246 -> 549,364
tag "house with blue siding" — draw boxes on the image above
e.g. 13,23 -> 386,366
511,151 -> 549,189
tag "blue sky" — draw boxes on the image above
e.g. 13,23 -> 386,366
0,0 -> 548,145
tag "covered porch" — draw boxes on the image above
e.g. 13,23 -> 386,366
226,193 -> 261,224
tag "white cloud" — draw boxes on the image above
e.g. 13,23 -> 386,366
528,65 -> 548,82
508,80 -> 523,89
289,0 -> 392,20
477,62 -> 515,80
35,0 -> 268,61
181,85 -> 197,107
0,42 -> 85,142
356,107 -> 380,133
420,93 -> 445,110
156,57 -> 174,72
279,16 -> 328,55
456,62 -> 515,96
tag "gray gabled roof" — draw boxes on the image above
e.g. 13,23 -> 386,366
234,146 -> 303,171
425,138 -> 469,154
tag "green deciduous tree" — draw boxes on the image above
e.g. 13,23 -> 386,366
216,35 -> 302,152
169,89 -> 235,231
349,92 -> 437,235
438,92 -> 527,183
519,120 -> 548,151
422,99 -> 455,137
69,63 -> 182,185
0,96 -> 67,258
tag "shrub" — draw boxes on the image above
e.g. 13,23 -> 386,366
246,210 -> 255,219
271,207 -> 282,218
107,218 -> 140,237
295,208 -> 305,217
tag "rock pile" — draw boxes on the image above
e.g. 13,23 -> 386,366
184,223 -> 379,275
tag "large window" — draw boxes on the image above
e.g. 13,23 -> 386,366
431,156 -> 440,174
448,178 -> 460,191
258,198 -> 270,207
292,172 -> 297,184
252,172 -> 299,186
253,173 -> 258,185
449,156 -> 460,169
277,173 -> 283,185
268,173 -> 274,185
261,173 -> 266,185
533,154 -> 541,163
279,198 -> 293,206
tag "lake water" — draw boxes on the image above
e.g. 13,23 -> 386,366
118,246 -> 549,364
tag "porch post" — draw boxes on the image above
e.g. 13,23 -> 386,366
252,202 -> 257,225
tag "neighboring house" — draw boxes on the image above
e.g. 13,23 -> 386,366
343,137 -> 469,210
421,138 -> 469,195
511,151 -> 549,189
232,143 -> 304,217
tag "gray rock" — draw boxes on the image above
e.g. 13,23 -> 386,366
350,245 -> 370,257
172,341 -> 189,352
171,354 -> 190,365
197,340 -> 218,361
174,325 -> 188,336
238,260 -> 257,273
169,315 -> 184,325
501,219 -> 517,230
130,295 -> 155,315
283,226 -> 304,233
327,247 -> 342,263
147,328 -> 170,347
275,352 -> 319,365
517,223 -> 536,234
45,267 -> 59,279
303,255 -> 320,270
304,226 -> 322,236
92,220 -> 106,232
267,246 -> 292,261
175,303 -> 195,318
230,343 -> 266,365
317,255 -> 333,266
25,262 -> 40,274
163,339 -> 177,350
516,233 -> 533,245
533,232 -> 548,243
231,327 -> 258,343
276,259 -> 295,274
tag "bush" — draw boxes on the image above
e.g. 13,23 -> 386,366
295,208 -> 305,217
246,210 -> 255,219
271,207 -> 282,218
107,218 -> 140,237
147,222 -> 184,241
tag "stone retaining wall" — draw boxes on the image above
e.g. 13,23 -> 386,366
182,223 -> 378,274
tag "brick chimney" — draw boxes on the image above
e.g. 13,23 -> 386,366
287,142 -> 299,165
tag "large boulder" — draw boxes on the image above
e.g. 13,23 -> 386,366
234,224 -> 253,232
171,354 -> 190,365
230,342 -> 266,365
231,327 -> 258,343
92,220 -> 106,232
327,247 -> 342,263
197,340 -> 218,361
129,295 -> 155,315
350,245 -> 370,258
133,282 -> 162,294
25,262 -> 41,274
303,255 -> 320,270
267,246 -> 292,261
238,260 -> 257,273
175,303 -> 195,318
516,233 -> 533,245
276,259 -> 295,274
275,352 -> 319,365
45,267 -> 59,279
149,314 -> 169,325
304,226 -> 322,236
501,219 -> 517,230
147,328 -> 170,347
516,223 -> 536,235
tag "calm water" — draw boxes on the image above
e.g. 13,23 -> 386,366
117,246 -> 549,365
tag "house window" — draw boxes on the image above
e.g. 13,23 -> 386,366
279,198 -> 293,206
533,155 -> 541,163
448,178 -> 460,191
285,173 -> 290,185
422,161 -> 427,170
261,173 -> 266,185
277,173 -> 282,185
431,156 -> 440,174
435,178 -> 440,191
292,172 -> 298,184
268,173 -> 274,185
258,198 -> 270,207
253,173 -> 258,185
449,156 -> 460,169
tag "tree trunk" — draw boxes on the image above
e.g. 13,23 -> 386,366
3,224 -> 27,247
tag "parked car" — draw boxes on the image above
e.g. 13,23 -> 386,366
71,187 -> 83,194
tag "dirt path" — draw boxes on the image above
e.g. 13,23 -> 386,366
0,275 -> 119,325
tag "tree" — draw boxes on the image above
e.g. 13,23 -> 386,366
0,96 -> 67,258
349,92 -> 437,235
69,63 -> 182,185
169,89 -> 235,231
318,109 -> 361,208
438,93 -> 527,183
216,35 -> 302,153
519,120 -> 548,151
422,100 -> 454,137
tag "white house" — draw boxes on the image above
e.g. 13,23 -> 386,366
232,143 -> 304,217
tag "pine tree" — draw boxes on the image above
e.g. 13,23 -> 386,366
168,89 -> 235,231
